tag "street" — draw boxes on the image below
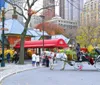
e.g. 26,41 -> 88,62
1,61 -> 100,85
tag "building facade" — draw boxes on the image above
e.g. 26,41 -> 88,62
43,0 -> 55,20
80,0 -> 100,27
59,0 -> 84,26
59,0 -> 65,19
47,16 -> 78,39
29,15 -> 42,28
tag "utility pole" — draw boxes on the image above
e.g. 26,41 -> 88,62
40,15 -> 45,52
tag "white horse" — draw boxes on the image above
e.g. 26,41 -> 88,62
55,52 -> 68,70
44,51 -> 73,70
49,52 -> 74,70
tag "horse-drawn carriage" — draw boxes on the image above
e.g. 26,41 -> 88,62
49,48 -> 100,71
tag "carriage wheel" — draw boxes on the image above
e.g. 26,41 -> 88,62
73,62 -> 83,70
94,57 -> 100,71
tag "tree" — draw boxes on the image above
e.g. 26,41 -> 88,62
76,26 -> 100,47
35,22 -> 65,35
5,0 -> 56,64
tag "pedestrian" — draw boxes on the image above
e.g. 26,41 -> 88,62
36,53 -> 40,66
14,51 -> 19,64
32,50 -> 36,66
12,51 -> 16,63
45,55 -> 49,67
42,52 -> 46,66
6,52 -> 11,63
0,53 -> 2,63
49,51 -> 55,70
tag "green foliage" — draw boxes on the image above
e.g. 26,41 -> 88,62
60,49 -> 77,60
88,49 -> 99,58
60,49 -> 75,55
76,26 -> 100,47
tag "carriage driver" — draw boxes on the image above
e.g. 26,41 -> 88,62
76,43 -> 81,61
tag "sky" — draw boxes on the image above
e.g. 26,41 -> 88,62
84,0 -> 86,3
33,0 -> 87,15
32,0 -> 43,15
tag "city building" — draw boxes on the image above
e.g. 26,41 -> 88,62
47,16 -> 78,39
59,0 -> 65,19
29,15 -> 42,28
59,0 -> 84,26
43,0 -> 55,20
80,0 -> 100,27
48,16 -> 77,29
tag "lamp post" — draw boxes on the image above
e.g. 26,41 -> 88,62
0,6 -> 16,67
1,7 -> 5,67
40,15 -> 45,51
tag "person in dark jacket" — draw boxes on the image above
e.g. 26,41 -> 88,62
76,43 -> 81,61
7,53 -> 11,63
0,54 -> 2,62
45,55 -> 49,67
12,51 -> 19,64
14,51 -> 19,64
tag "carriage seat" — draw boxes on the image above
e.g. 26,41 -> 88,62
95,49 -> 100,55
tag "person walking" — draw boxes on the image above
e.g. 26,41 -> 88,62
0,53 -> 2,63
45,55 -> 49,67
6,52 -> 11,63
12,51 -> 16,63
32,50 -> 36,66
14,51 -> 19,64
49,51 -> 55,70
36,53 -> 40,66
42,52 -> 46,66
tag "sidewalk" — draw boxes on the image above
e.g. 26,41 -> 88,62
0,61 -> 42,82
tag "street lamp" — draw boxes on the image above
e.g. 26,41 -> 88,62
40,15 -> 45,52
0,7 -> 13,67
1,7 -> 5,67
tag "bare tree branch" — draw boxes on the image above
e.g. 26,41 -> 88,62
5,9 -> 13,14
27,0 -> 30,7
24,2 -> 28,11
16,11 -> 27,20
13,4 -> 27,20
5,0 -> 27,20
24,0 -> 31,11
30,0 -> 38,8
36,4 -> 55,13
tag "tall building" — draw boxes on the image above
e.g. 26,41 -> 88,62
29,15 -> 42,28
80,0 -> 100,27
59,0 -> 84,26
43,0 -> 55,20
59,0 -> 65,19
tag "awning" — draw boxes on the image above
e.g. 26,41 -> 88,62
14,39 -> 68,48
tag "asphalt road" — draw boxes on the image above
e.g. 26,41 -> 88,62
1,61 -> 100,85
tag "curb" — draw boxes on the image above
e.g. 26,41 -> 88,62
0,65 -> 43,84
